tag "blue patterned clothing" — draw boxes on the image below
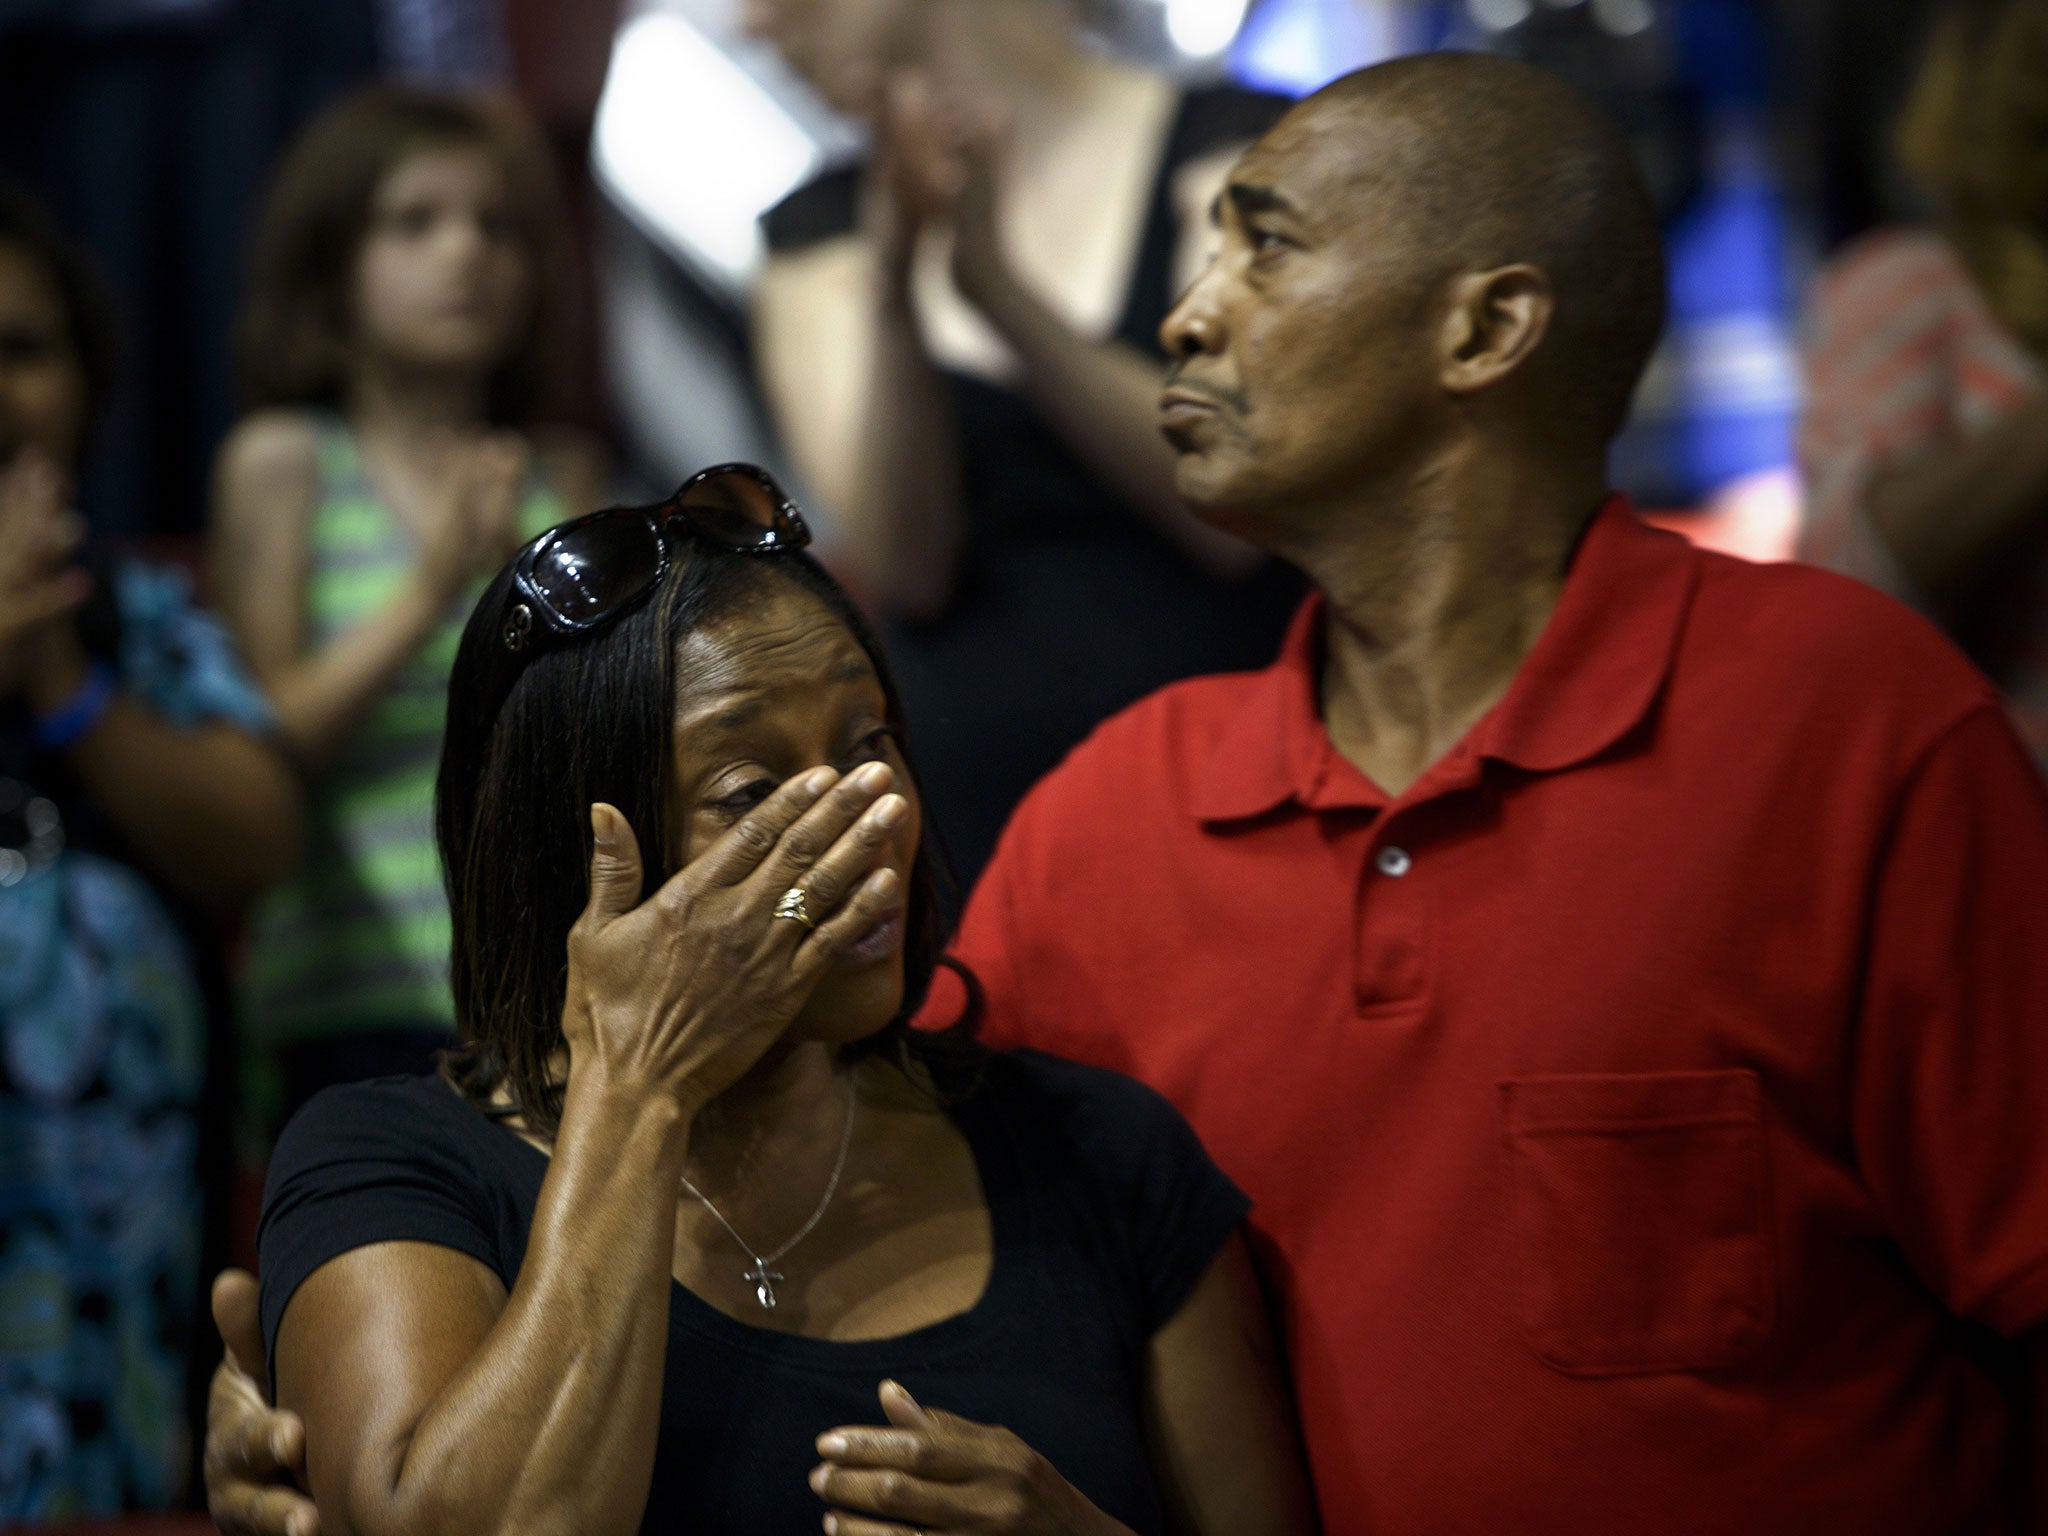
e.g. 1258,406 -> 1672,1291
0,556 -> 273,1520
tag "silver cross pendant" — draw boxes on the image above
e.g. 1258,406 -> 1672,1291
744,1258 -> 785,1310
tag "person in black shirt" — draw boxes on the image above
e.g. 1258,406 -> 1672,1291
751,0 -> 1303,888
226,471 -> 1316,1536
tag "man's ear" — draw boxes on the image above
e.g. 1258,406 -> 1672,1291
1436,265 -> 1555,398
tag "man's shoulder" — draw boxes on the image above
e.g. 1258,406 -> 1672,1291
964,661 -> 1281,923
1683,545 -> 1997,735
1014,665 -> 1271,816
1082,662 -> 1280,766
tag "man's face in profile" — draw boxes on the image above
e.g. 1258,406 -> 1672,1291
1157,103 -> 1445,535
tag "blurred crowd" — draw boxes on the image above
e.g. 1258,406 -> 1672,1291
0,0 -> 2044,1519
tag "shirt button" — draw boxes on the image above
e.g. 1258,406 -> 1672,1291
1376,845 -> 1412,878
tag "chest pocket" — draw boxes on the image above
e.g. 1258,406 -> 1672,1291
1500,1069 -> 1775,1375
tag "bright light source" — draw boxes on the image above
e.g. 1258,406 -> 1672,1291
1591,0 -> 1655,35
592,12 -> 822,290
1164,0 -> 1252,56
1467,0 -> 1533,30
1641,468 -> 1802,563
1233,0 -> 1413,94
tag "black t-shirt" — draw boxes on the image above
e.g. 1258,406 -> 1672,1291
258,1049 -> 1249,1535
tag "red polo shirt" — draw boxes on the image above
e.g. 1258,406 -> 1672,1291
929,501 -> 2048,1533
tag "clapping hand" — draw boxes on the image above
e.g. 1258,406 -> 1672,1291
867,70 -> 963,279
812,1382 -> 1135,1536
942,113 -> 1008,309
411,433 -> 530,608
867,70 -> 1012,300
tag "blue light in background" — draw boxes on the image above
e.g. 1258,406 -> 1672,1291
1615,116 -> 1800,503
1230,0 -> 1415,94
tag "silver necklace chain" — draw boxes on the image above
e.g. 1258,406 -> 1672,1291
678,1075 -> 857,1310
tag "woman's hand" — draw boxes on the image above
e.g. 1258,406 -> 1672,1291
863,70 -> 1014,308
865,71 -> 972,284
944,117 -> 1011,313
409,433 -> 530,608
812,1382 -> 1137,1536
564,764 -> 908,1117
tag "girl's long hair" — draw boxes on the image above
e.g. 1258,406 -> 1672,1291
236,83 -> 563,424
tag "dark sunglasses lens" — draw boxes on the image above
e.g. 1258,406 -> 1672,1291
528,516 -> 662,625
675,470 -> 786,547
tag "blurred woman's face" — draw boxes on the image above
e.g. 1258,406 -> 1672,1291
352,143 -> 535,379
666,580 -> 922,1044
0,241 -> 89,476
741,0 -> 917,116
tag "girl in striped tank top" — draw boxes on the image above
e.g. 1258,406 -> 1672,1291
209,85 -> 606,1124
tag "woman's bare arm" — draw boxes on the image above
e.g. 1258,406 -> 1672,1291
756,241 -> 965,621
276,1076 -> 690,1536
1142,1234 -> 1320,1534
758,77 -> 988,622
0,452 -> 304,907
26,671 -> 305,908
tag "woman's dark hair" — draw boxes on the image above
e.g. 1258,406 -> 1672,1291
236,83 -> 562,424
0,184 -> 118,443
435,528 -> 978,1137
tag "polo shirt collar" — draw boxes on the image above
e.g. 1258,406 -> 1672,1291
1191,496 -> 1699,822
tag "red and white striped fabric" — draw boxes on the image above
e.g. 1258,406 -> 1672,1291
1798,226 -> 2048,768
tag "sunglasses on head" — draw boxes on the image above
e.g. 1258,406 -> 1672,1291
501,462 -> 812,654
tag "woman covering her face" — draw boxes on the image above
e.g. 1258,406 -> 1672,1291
245,469 -> 1318,1536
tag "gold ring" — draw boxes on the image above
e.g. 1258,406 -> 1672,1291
772,886 -> 815,928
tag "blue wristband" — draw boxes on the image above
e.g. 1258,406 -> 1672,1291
33,661 -> 117,751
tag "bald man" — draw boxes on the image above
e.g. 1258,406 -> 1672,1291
203,54 -> 2048,1535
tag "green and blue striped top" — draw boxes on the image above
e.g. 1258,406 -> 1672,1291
241,420 -> 569,1047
